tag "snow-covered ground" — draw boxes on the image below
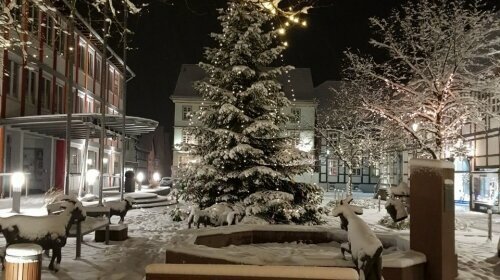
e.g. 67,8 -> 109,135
0,191 -> 498,279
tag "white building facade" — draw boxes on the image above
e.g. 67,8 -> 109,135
170,64 -> 318,184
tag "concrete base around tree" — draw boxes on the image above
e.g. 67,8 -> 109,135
163,226 -> 426,280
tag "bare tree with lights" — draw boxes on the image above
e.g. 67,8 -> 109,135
346,0 -> 500,160
317,83 -> 405,194
178,0 -> 323,225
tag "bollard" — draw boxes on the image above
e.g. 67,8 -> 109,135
487,209 -> 493,242
5,243 -> 42,280
378,195 -> 381,212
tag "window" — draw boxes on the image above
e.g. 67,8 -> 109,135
492,97 -> 500,113
108,67 -> 114,91
27,71 -> 37,105
78,43 -> 86,70
45,16 -> 54,46
114,73 -> 120,95
95,101 -> 101,113
353,168 -> 362,176
55,84 -> 64,113
290,108 -> 301,123
178,155 -> 191,166
182,105 -> 192,120
28,3 -> 39,34
76,91 -> 85,113
42,76 -> 52,109
11,0 -> 21,22
86,97 -> 93,113
327,131 -> 338,146
95,57 -> 102,82
70,147 -> 80,173
8,61 -> 21,98
87,50 -> 94,77
182,129 -> 195,144
327,159 -> 337,176
54,24 -> 65,53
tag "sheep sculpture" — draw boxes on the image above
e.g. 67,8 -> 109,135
103,197 -> 134,223
0,201 -> 86,272
332,196 -> 384,280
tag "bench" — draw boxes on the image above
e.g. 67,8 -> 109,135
145,264 -> 359,280
68,206 -> 110,258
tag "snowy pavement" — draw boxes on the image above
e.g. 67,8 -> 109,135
0,193 -> 498,279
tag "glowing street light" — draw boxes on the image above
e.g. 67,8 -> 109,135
153,172 -> 160,182
136,172 -> 145,191
86,169 -> 99,186
11,172 -> 25,213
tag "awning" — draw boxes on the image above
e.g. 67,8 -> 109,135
0,113 -> 158,139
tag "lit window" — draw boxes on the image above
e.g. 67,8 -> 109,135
328,159 -> 337,176
78,43 -> 86,70
182,129 -> 195,144
88,50 -> 94,77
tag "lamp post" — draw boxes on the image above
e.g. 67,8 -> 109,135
326,149 -> 330,192
11,172 -> 25,213
85,169 -> 100,196
136,172 -> 144,191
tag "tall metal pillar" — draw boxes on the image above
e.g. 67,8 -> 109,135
98,5 -> 109,206
120,4 -> 129,201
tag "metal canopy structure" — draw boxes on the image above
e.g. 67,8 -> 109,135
0,113 -> 158,139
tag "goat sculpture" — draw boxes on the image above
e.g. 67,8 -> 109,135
104,197 -> 134,223
0,201 -> 86,272
332,196 -> 384,280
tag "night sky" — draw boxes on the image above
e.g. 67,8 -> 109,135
125,0 -> 495,134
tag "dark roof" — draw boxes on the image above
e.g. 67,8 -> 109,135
313,80 -> 344,111
171,64 -> 314,101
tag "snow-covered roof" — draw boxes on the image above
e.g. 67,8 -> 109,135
171,64 -> 315,102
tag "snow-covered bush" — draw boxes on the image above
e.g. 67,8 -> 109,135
378,215 -> 411,230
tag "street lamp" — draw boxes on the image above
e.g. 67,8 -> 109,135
153,172 -> 160,182
86,169 -> 99,195
11,172 -> 25,213
136,172 -> 144,191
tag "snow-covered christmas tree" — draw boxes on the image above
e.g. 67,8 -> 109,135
178,0 -> 323,225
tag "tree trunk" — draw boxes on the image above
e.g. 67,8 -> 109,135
346,167 -> 353,195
